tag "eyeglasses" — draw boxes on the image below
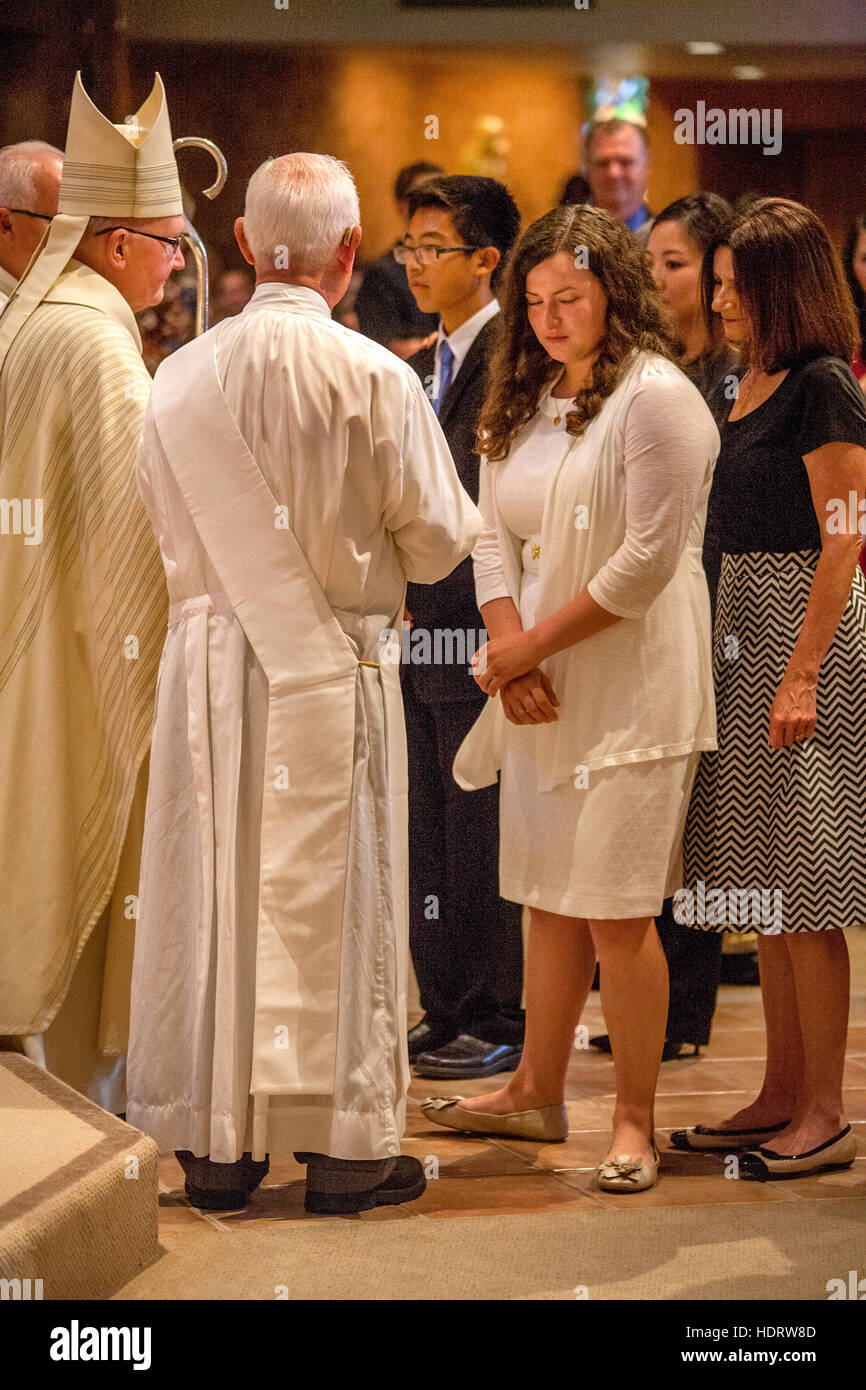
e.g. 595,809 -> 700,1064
393,242 -> 480,267
7,208 -> 53,221
93,226 -> 185,258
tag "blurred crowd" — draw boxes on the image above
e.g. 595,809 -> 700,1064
137,125 -> 866,402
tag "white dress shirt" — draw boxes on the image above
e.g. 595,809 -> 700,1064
431,297 -> 499,402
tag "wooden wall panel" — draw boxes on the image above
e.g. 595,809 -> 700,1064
1,37 -> 863,267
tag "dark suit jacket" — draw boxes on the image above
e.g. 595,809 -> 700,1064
404,313 -> 500,701
355,249 -> 438,346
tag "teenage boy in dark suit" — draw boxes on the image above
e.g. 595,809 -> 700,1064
397,175 -> 524,1079
354,161 -> 443,358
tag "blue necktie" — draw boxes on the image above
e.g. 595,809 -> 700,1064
433,340 -> 455,417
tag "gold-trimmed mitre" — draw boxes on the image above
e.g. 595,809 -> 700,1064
58,71 -> 183,219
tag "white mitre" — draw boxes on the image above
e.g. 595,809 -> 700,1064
0,71 -> 182,368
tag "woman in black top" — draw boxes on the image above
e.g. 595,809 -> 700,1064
673,198 -> 866,1179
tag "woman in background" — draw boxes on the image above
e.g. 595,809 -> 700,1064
647,192 -> 736,399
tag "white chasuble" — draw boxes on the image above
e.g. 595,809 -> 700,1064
0,266 -> 16,313
126,284 -> 481,1162
0,261 -> 165,1072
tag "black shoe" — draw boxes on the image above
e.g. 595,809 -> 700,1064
588,1035 -> 699,1061
299,1155 -> 427,1215
413,1033 -> 523,1079
407,1017 -> 457,1060
176,1150 -> 270,1212
662,1040 -> 701,1060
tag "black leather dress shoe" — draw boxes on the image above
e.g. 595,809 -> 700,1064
407,1018 -> 457,1060
413,1033 -> 523,1079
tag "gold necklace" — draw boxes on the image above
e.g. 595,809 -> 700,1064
735,367 -> 765,415
549,367 -> 568,424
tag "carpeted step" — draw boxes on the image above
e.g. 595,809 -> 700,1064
0,1053 -> 159,1300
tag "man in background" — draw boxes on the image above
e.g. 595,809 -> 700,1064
583,119 -> 652,238
400,174 -> 526,1081
355,159 -> 443,358
212,266 -> 254,321
0,140 -> 63,307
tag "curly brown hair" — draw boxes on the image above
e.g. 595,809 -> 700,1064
478,205 -> 677,462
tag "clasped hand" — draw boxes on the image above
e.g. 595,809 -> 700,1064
472,632 -> 559,724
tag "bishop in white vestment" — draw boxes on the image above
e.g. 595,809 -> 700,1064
0,77 -> 184,1110
126,154 -> 482,1208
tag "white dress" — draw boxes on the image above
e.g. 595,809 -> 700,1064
485,388 -> 699,920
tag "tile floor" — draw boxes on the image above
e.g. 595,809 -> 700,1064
155,930 -> 866,1234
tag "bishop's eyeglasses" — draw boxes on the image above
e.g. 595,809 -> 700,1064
93,226 -> 185,258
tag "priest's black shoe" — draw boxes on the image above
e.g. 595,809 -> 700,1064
176,1150 -> 270,1212
408,1016 -> 456,1060
297,1154 -> 427,1214
413,1033 -> 523,1079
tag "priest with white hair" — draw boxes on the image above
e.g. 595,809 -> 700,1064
0,75 -> 182,1109
126,152 -> 482,1214
0,140 -> 63,308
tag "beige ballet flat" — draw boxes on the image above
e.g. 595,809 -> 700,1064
420,1095 -> 569,1142
596,1146 -> 660,1192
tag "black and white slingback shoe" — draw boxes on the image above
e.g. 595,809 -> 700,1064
669,1120 -> 790,1152
738,1126 -> 857,1181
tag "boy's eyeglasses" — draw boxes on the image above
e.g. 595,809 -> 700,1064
393,243 -> 480,267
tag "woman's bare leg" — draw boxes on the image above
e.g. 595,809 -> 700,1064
761,929 -> 849,1154
456,907 -> 596,1115
705,933 -> 803,1130
590,916 -> 666,1165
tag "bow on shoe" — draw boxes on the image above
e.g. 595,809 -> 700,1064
597,1154 -> 645,1182
420,1096 -> 463,1111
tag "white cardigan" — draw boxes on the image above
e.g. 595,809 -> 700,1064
454,350 -> 720,792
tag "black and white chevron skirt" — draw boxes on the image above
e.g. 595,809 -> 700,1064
682,549 -> 866,933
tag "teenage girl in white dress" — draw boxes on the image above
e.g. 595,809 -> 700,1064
422,206 -> 720,1191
